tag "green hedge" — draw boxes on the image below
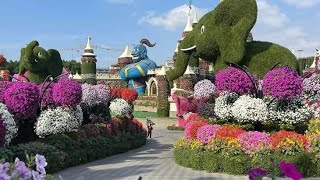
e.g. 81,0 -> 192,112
0,132 -> 146,174
174,147 -> 320,177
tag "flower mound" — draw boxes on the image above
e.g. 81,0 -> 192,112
239,131 -> 271,155
0,103 -> 18,146
214,92 -> 238,119
35,107 -> 82,138
231,95 -> 268,123
196,124 -> 221,144
4,82 -> 39,119
262,67 -> 303,100
121,88 -> 138,102
82,83 -> 111,106
109,98 -> 133,116
215,67 -> 257,95
0,120 -> 4,147
279,161 -> 302,180
197,102 -> 215,119
271,130 -> 308,155
81,83 -> 97,106
184,121 -> 207,140
248,168 -> 268,180
53,78 -> 82,107
0,81 -> 13,103
110,88 -> 123,100
303,73 -> 320,96
38,82 -> 55,108
193,79 -> 216,100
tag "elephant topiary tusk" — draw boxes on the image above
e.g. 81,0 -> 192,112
181,45 -> 196,52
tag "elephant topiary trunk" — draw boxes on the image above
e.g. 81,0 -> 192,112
166,0 -> 297,81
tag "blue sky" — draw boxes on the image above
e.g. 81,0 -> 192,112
0,0 -> 319,68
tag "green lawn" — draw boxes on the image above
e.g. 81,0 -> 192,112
133,111 -> 158,118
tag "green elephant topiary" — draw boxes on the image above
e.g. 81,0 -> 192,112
166,0 -> 298,80
19,40 -> 63,84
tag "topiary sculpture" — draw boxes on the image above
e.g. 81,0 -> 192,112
166,0 -> 297,80
18,40 -> 63,84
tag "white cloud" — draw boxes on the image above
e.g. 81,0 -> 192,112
254,0 -> 320,57
256,0 -> 288,28
105,0 -> 134,5
282,0 -> 320,8
138,5 -> 209,31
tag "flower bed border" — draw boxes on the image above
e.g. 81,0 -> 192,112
174,146 -> 320,177
0,133 -> 147,174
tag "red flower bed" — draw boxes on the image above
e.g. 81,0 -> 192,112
121,88 -> 138,102
110,88 -> 123,100
271,130 -> 308,153
184,121 -> 207,140
215,125 -> 246,140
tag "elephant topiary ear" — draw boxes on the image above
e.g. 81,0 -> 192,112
214,0 -> 257,64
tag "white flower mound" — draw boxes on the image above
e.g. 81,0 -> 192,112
66,105 -> 83,125
193,79 -> 216,100
231,95 -> 268,123
214,92 -> 238,119
35,106 -> 83,138
268,99 -> 313,124
0,103 -> 18,145
109,98 -> 132,116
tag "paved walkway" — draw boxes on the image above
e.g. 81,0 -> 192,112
54,118 -> 247,180
54,118 -> 319,180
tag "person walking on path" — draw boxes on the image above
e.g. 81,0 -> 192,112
147,123 -> 153,138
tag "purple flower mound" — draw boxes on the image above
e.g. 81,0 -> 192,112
303,74 -> 320,96
196,124 -> 221,144
38,82 -> 55,108
0,119 -> 4,147
248,168 -> 268,180
4,82 -> 39,120
238,131 -> 271,155
197,102 -> 216,119
262,67 -> 303,100
0,81 -> 13,103
53,78 -> 82,107
215,67 -> 258,95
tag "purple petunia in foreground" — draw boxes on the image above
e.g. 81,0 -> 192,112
279,161 -> 302,180
248,168 -> 267,180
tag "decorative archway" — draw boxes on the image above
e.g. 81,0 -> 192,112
146,77 -> 158,96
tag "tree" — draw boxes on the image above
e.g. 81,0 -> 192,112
62,60 -> 81,75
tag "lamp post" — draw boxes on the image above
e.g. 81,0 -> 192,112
297,49 -> 305,70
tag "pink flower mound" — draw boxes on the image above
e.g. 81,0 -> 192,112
238,131 -> 271,155
38,82 -> 55,108
279,161 -> 303,180
4,82 -> 39,120
53,78 -> 82,107
262,67 -> 303,100
215,67 -> 257,95
184,121 -> 207,140
0,81 -> 13,103
196,125 -> 221,144
0,119 -> 4,147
